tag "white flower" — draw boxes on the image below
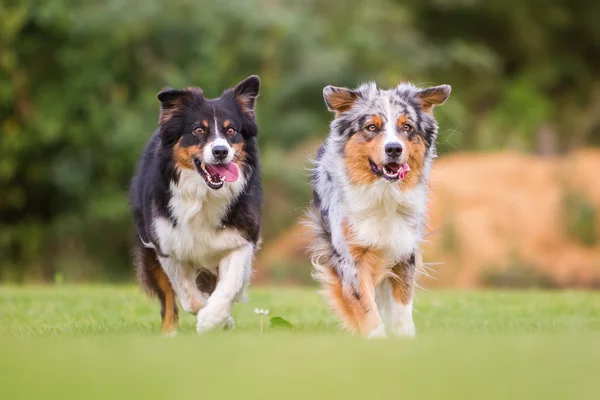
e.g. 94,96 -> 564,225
254,308 -> 260,314
254,308 -> 270,315
264,310 -> 269,315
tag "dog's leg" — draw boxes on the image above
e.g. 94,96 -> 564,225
136,246 -> 179,333
159,257 -> 207,315
375,278 -> 394,332
388,252 -> 417,338
196,243 -> 253,333
319,252 -> 386,338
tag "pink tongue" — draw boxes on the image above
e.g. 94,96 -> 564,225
206,162 -> 239,182
399,163 -> 411,180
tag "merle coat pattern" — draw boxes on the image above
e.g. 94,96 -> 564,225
307,82 -> 451,338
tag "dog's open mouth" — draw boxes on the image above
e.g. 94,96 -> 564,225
194,159 -> 239,189
369,159 -> 410,181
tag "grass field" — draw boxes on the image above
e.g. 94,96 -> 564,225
1,286 -> 599,399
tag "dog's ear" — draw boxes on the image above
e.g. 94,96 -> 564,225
157,88 -> 190,108
417,85 -> 451,113
233,75 -> 260,115
323,86 -> 360,115
157,88 -> 191,124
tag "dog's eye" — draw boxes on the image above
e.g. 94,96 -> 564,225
402,124 -> 412,132
366,124 -> 378,132
226,127 -> 236,135
193,127 -> 204,135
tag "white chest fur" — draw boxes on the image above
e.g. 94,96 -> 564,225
343,182 -> 427,261
153,169 -> 248,267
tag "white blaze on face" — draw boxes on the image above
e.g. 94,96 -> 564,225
381,97 -> 403,160
201,110 -> 236,164
203,137 -> 235,164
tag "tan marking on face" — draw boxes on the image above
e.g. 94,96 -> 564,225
231,141 -> 247,165
400,131 -> 426,191
397,115 -> 410,130
223,119 -> 231,128
173,140 -> 202,170
367,115 -> 383,130
344,129 -> 386,185
201,120 -> 209,128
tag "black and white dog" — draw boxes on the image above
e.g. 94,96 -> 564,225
131,76 -> 262,334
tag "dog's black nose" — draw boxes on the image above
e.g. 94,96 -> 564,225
385,143 -> 403,158
212,145 -> 229,160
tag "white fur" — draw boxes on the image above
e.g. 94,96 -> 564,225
343,182 -> 426,261
392,299 -> 416,338
374,279 -> 414,337
152,168 -> 252,331
203,137 -> 235,164
196,243 -> 253,332
310,82 -> 447,338
381,92 -> 403,159
158,256 -> 207,314
311,133 -> 427,337
367,324 -> 387,339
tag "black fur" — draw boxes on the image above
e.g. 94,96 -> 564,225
131,80 -> 262,250
131,77 -> 262,301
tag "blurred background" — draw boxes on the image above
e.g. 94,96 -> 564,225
1,0 -> 599,288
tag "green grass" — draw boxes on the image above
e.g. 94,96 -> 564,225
1,286 -> 599,399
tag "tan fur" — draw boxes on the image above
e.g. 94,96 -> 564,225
324,268 -> 384,335
321,223 -> 388,334
402,132 -> 427,191
173,141 -> 202,170
152,266 -> 179,333
397,115 -> 410,129
390,253 -> 420,305
418,86 -> 450,113
368,115 -> 383,130
137,247 -> 179,334
344,129 -> 386,186
326,89 -> 359,116
231,142 -> 247,165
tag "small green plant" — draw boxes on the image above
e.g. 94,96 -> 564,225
270,316 -> 294,330
254,308 -> 295,333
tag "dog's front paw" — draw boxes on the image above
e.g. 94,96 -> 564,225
196,306 -> 230,334
224,316 -> 235,330
367,324 -> 388,339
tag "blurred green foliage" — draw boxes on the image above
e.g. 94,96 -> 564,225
1,0 -> 600,281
